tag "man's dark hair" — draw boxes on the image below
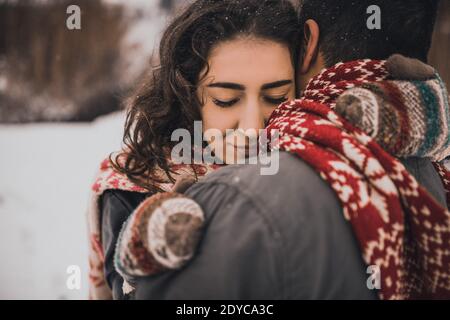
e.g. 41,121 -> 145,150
298,0 -> 440,66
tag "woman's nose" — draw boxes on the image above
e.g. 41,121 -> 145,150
237,100 -> 265,132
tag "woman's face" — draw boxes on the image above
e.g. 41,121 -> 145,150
197,37 -> 295,164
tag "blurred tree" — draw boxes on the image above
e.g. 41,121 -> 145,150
0,0 -> 129,122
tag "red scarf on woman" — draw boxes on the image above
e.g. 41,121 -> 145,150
87,157 -> 216,299
266,59 -> 450,299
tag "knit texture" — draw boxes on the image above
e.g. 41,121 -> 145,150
335,61 -> 450,160
114,192 -> 205,293
87,156 -> 217,299
266,59 -> 450,299
89,56 -> 450,300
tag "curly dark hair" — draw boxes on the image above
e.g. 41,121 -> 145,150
111,0 -> 300,192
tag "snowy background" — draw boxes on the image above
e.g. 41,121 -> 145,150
0,0 -> 173,299
0,111 -> 125,299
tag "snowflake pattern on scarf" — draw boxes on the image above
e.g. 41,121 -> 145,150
87,157 -> 215,299
266,60 -> 450,299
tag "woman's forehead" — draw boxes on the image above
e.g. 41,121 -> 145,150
202,38 -> 294,86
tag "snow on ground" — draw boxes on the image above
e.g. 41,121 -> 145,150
0,111 -> 126,299
0,0 -> 169,299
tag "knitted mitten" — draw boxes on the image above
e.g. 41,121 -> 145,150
114,183 -> 204,294
335,54 -> 450,161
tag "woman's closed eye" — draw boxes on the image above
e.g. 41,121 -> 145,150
212,95 -> 288,108
212,97 -> 240,108
264,95 -> 288,105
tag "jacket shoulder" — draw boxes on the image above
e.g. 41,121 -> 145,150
133,152 -> 375,299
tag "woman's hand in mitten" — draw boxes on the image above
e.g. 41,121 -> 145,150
114,190 -> 205,286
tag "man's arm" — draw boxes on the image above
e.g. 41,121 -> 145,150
134,152 -> 379,300
134,179 -> 284,299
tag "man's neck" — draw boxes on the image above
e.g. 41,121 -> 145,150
297,52 -> 326,96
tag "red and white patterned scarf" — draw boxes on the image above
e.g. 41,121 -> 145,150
87,157 -> 216,299
266,59 -> 450,299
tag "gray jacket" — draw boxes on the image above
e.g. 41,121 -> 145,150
129,152 -> 446,299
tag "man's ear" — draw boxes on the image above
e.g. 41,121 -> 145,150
300,19 -> 320,74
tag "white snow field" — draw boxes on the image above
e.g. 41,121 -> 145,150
0,0 -> 168,299
0,111 -> 126,299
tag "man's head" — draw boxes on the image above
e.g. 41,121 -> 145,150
297,0 -> 440,92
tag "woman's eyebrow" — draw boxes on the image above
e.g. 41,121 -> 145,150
207,82 -> 245,90
261,80 -> 292,90
206,79 -> 292,90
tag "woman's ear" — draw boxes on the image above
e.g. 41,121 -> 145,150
300,19 -> 320,74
